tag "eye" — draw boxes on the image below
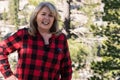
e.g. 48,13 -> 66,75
49,14 -> 54,17
41,13 -> 46,15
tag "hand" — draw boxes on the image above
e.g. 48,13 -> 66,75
5,75 -> 18,80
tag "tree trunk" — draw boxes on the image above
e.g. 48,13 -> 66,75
63,0 -> 71,38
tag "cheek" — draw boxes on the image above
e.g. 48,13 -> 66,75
51,18 -> 55,23
36,15 -> 42,21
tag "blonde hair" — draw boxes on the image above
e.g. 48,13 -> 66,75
28,2 -> 59,36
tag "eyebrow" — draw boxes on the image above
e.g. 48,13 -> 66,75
41,11 -> 53,15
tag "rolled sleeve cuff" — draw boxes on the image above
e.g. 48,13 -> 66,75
3,70 -> 13,78
0,65 -> 13,78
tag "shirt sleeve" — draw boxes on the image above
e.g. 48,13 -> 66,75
0,29 -> 23,79
60,34 -> 72,80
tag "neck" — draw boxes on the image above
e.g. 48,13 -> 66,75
38,28 -> 50,35
39,31 -> 52,45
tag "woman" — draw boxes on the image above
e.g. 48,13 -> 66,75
0,2 -> 72,80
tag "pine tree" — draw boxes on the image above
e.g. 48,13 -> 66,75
8,0 -> 19,29
90,0 -> 120,79
2,8 -> 7,27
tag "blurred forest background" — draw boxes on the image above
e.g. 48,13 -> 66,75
0,0 -> 120,80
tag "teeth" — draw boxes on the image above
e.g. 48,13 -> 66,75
43,21 -> 49,25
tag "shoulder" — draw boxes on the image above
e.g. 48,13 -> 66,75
18,27 -> 28,32
7,27 -> 29,38
55,32 -> 67,40
14,27 -> 28,34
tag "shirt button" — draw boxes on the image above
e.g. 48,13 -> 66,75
5,71 -> 12,77
4,65 -> 9,70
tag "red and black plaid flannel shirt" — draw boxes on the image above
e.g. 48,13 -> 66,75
0,28 -> 72,80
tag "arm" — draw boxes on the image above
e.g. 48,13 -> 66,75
60,34 -> 72,80
0,29 -> 23,79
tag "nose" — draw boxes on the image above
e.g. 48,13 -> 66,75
45,15 -> 49,20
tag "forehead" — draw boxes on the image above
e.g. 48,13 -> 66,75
40,6 -> 51,13
37,5 -> 56,16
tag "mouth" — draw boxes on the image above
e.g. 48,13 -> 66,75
42,20 -> 49,25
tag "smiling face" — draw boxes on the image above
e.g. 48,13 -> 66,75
36,6 -> 55,33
